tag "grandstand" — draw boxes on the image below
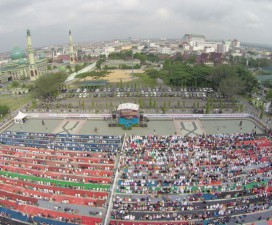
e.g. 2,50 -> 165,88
0,116 -> 271,225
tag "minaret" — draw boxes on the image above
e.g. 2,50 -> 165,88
27,29 -> 37,78
69,30 -> 75,64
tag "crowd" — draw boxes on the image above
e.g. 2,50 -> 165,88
111,133 -> 272,224
0,130 -> 271,225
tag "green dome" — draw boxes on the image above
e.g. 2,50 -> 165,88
10,47 -> 26,60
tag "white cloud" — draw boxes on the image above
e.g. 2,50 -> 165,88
117,0 -> 139,10
0,0 -> 271,52
246,11 -> 261,24
155,8 -> 170,21
245,11 -> 262,28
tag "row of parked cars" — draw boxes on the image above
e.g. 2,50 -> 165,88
62,87 -> 214,93
59,87 -> 227,99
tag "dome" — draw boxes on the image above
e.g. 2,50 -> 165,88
10,47 -> 26,60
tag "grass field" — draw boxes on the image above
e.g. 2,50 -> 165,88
0,94 -> 32,111
131,73 -> 157,87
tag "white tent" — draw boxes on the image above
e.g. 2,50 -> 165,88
117,103 -> 139,111
14,111 -> 28,124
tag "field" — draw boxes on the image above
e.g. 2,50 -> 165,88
84,69 -> 144,83
0,95 -> 32,111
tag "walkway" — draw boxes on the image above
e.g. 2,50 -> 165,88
65,62 -> 97,83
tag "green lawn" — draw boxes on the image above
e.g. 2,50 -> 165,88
130,73 -> 157,87
0,94 -> 32,111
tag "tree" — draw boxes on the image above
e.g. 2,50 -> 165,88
145,68 -> 160,79
31,99 -> 37,108
266,89 -> 272,99
138,98 -> 143,108
205,98 -> 210,114
153,100 -> 157,108
119,79 -> 123,89
32,72 -> 68,100
208,65 -> 236,90
76,70 -> 109,80
260,102 -> 264,119
96,58 -> 106,69
219,75 -> 246,96
149,98 -> 152,108
0,105 -> 9,117
75,64 -> 81,73
235,66 -> 258,94
177,100 -> 180,108
10,81 -> 20,88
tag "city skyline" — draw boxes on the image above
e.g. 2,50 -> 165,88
0,0 -> 271,52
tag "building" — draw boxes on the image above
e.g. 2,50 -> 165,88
0,30 -> 47,83
196,52 -> 226,66
232,39 -> 241,48
183,34 -> 206,43
182,34 -> 206,51
157,46 -> 172,55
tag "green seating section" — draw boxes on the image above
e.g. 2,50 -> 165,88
0,170 -> 110,190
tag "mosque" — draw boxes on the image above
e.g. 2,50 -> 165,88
0,30 -> 75,84
0,30 -> 48,83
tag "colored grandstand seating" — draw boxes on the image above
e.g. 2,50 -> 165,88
0,131 -> 271,225
0,131 -> 123,224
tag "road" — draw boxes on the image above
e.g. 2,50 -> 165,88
65,61 -> 97,83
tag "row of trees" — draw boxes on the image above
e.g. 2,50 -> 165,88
145,62 -> 258,96
231,56 -> 272,68
108,50 -> 161,64
75,70 -> 109,79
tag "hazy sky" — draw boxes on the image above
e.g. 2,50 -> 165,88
0,0 -> 271,52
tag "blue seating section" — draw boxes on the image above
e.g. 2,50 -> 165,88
0,131 -> 122,152
33,216 -> 75,225
0,206 -> 29,222
0,206 -> 75,224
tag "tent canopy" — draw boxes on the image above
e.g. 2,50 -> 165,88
14,111 -> 28,124
117,103 -> 139,111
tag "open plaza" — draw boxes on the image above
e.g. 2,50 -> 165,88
6,116 -> 264,136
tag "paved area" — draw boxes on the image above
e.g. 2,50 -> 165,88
200,118 -> 263,135
5,117 -> 265,136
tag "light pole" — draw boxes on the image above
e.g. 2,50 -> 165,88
131,50 -> 134,76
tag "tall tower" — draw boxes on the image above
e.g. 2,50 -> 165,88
27,29 -> 37,78
69,30 -> 75,64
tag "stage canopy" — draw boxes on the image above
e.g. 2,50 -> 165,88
14,111 -> 28,124
117,103 -> 139,111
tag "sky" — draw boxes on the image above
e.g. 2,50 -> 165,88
0,0 -> 271,53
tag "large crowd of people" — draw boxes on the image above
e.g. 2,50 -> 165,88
110,133 -> 272,224
0,131 -> 271,225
